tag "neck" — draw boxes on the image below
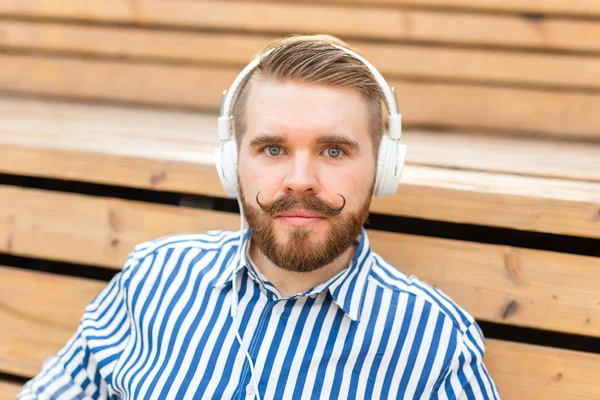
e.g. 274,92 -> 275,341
248,236 -> 360,298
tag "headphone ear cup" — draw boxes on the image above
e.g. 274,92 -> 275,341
214,139 -> 239,198
373,136 -> 407,197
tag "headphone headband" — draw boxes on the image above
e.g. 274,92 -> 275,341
215,41 -> 407,199
218,43 -> 402,142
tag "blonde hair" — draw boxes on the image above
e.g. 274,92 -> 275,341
233,34 -> 385,151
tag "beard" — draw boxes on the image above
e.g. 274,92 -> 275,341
240,185 -> 373,273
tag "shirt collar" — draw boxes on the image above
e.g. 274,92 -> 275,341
213,228 -> 374,322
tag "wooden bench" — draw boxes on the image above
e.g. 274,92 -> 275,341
0,1 -> 599,398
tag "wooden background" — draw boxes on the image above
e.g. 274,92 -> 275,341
0,0 -> 599,398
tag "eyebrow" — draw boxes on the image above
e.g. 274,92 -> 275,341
249,135 -> 288,148
248,134 -> 360,150
315,135 -> 359,150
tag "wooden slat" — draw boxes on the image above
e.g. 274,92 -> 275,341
272,0 -> 600,18
4,21 -> 600,91
0,267 -> 106,378
369,230 -> 600,337
1,265 -> 599,399
372,167 -> 600,240
2,185 -> 599,337
0,54 -> 227,111
3,54 -> 600,141
0,185 -> 239,269
0,97 -> 599,238
0,381 -> 22,399
484,340 -> 600,399
1,96 -> 598,184
404,131 -> 600,183
1,0 -> 600,52
0,99 -> 600,237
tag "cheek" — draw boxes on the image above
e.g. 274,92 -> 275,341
238,157 -> 282,197
324,166 -> 374,201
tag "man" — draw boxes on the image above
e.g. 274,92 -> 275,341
19,35 -> 499,399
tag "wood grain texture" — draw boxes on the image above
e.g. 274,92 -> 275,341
1,186 -> 599,337
1,264 -> 599,399
1,0 -> 600,52
0,97 -> 598,239
0,266 -> 106,378
0,185 -> 239,269
404,131 -> 600,183
371,166 -> 600,239
484,340 -> 600,399
3,54 -> 600,140
0,380 -> 22,399
369,230 -> 600,337
259,0 -> 600,17
1,96 -> 598,183
4,21 -> 600,91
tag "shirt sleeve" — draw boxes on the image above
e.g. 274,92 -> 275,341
17,253 -> 141,399
434,322 -> 501,400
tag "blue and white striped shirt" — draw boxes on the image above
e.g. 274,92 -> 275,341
19,229 -> 499,399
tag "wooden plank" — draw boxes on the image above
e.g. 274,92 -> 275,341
369,230 -> 600,337
396,81 -> 600,141
2,185 -> 600,337
404,131 -> 600,183
371,167 -> 600,240
1,96 -> 598,184
0,185 -> 239,269
3,54 -> 600,140
4,22 -> 600,91
0,381 -> 22,399
271,0 -> 600,18
0,97 -> 599,239
0,54 -> 227,110
484,340 -> 600,399
0,266 -> 106,378
1,265 -> 600,399
1,0 -> 600,52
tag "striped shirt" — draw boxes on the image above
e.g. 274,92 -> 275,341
19,229 -> 500,399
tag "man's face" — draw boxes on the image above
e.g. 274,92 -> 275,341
238,79 -> 376,273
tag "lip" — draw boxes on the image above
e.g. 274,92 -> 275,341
278,210 -> 322,218
277,210 -> 325,226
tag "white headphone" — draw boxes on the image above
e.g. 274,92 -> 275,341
215,44 -> 407,199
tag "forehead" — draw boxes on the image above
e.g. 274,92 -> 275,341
242,79 -> 372,143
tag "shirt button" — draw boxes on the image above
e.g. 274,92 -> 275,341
246,383 -> 256,397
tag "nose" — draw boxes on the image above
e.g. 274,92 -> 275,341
282,152 -> 321,195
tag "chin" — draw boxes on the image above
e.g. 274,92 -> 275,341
275,221 -> 328,243
276,218 -> 328,234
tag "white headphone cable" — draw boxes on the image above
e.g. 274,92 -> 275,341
231,198 -> 262,400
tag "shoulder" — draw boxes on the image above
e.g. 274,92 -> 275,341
368,252 -> 477,335
130,230 -> 241,259
120,230 -> 242,283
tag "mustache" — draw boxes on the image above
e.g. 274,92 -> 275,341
255,191 -> 346,217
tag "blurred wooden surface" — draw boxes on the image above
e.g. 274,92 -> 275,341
484,340 -> 600,399
264,0 -> 600,17
3,54 -> 600,139
0,0 -> 599,397
1,97 -> 599,239
0,381 -> 22,400
1,185 -> 599,337
2,2 -> 600,139
3,21 -> 600,90
1,0 -> 600,52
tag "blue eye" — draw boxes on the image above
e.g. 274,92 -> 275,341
325,147 -> 343,158
265,145 -> 282,156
